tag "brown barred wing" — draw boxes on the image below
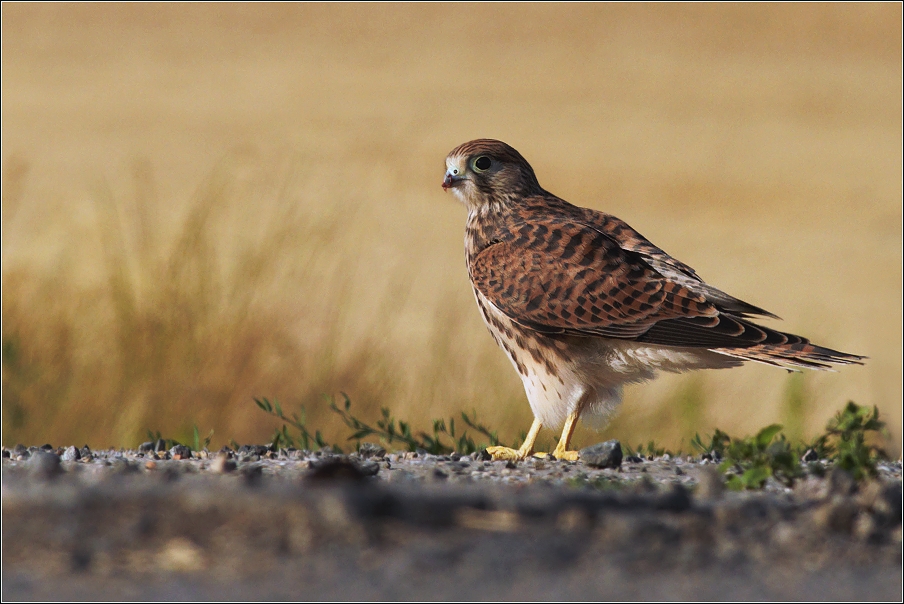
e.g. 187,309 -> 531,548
468,220 -> 719,338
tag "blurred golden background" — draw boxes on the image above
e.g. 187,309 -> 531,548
2,4 -> 901,452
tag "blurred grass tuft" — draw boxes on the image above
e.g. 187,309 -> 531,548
2,157 -> 399,446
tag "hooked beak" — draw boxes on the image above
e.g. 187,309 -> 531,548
442,170 -> 464,191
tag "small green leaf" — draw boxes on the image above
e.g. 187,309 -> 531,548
754,424 -> 783,449
739,465 -> 771,489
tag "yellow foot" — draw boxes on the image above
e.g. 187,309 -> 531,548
531,451 -> 578,461
547,449 -> 579,461
486,446 -> 528,461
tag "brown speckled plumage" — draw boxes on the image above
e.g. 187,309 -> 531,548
443,139 -> 863,448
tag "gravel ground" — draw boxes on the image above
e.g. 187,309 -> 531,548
2,443 -> 902,601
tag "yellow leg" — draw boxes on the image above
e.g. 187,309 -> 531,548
550,408 -> 581,461
486,418 -> 542,461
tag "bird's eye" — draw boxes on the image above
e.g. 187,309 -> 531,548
472,156 -> 492,172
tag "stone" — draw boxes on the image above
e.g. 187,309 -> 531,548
169,445 -> 192,460
60,446 -> 81,462
801,448 -> 819,462
580,440 -> 623,469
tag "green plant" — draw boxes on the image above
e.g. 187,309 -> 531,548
716,424 -> 801,490
690,402 -> 889,489
623,440 -> 679,459
254,397 -> 342,453
256,393 -> 511,455
192,425 -> 215,452
801,402 -> 887,480
252,393 -> 890,490
690,428 -> 731,459
330,394 -> 511,454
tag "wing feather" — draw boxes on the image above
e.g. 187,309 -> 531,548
469,219 -> 717,339
469,212 -> 864,368
570,206 -> 781,319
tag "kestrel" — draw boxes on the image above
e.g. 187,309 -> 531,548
442,139 -> 864,462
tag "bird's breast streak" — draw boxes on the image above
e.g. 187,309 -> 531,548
473,288 -> 590,426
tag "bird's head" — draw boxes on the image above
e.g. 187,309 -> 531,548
443,139 -> 542,210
